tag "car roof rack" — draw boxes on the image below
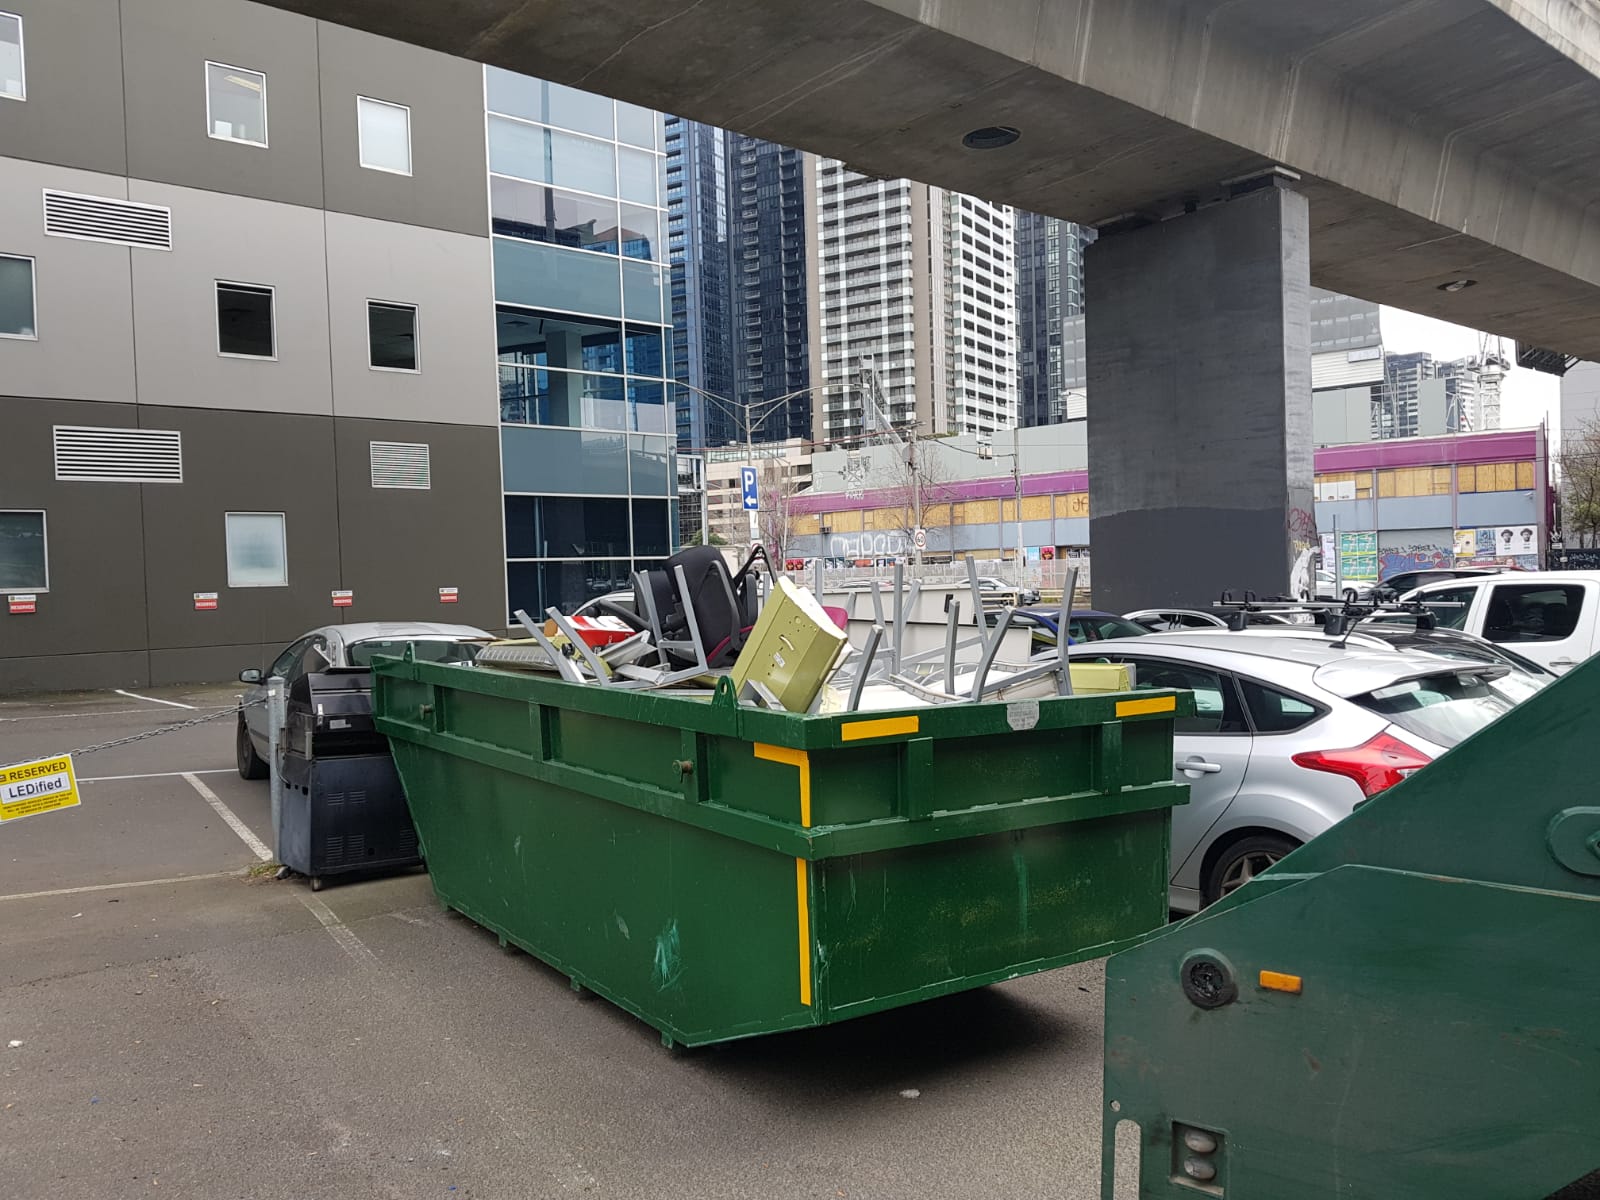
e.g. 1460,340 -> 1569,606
1212,591 -> 1461,640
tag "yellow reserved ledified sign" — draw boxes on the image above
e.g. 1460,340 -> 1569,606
0,754 -> 80,823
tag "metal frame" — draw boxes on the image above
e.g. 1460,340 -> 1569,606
223,511 -> 288,588
0,508 -> 47,594
356,95 -> 413,177
215,280 -> 277,360
0,10 -> 24,102
366,300 -> 421,372
0,252 -> 36,340
204,60 -> 268,148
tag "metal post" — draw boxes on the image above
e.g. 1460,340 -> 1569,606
910,436 -> 923,574
1333,514 -> 1343,600
1013,424 -> 1025,589
266,675 -> 286,861
746,402 -> 758,550
699,457 -> 710,549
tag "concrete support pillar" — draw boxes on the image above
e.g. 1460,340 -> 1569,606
1085,182 -> 1313,612
545,329 -> 585,426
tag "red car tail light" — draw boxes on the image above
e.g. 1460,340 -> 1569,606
1291,732 -> 1432,799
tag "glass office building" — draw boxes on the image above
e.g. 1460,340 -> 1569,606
486,68 -> 677,618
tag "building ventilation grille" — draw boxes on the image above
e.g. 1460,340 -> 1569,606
370,441 -> 431,490
43,190 -> 173,250
53,427 -> 183,483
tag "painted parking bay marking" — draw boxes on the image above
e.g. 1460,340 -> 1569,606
0,754 -> 80,823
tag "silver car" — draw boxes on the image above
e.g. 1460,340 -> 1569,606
1219,621 -> 1554,704
1071,632 -> 1525,912
236,621 -> 492,779
1125,607 -> 1307,631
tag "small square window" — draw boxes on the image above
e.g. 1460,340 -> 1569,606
368,301 -> 418,371
0,510 -> 47,592
0,253 -> 36,338
225,512 -> 287,588
357,96 -> 411,175
216,282 -> 275,359
0,12 -> 23,101
206,62 -> 267,146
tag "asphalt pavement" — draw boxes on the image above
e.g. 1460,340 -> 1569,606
0,684 -> 1112,1199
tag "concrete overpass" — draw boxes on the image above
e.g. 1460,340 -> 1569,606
266,0 -> 1600,607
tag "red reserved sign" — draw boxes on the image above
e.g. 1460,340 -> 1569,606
332,590 -> 354,608
194,592 -> 218,611
439,587 -> 459,604
8,595 -> 36,615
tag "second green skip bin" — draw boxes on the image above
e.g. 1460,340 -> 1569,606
373,656 -> 1191,1047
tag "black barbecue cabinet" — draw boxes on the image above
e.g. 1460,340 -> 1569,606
277,668 -> 421,890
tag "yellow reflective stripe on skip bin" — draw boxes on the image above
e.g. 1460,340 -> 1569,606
1116,696 -> 1177,718
839,715 -> 921,742
795,858 -> 812,1007
753,744 -> 816,1006
752,743 -> 811,827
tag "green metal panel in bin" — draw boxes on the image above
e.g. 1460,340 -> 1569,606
373,656 -> 1191,1046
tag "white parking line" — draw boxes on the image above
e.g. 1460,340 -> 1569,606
114,689 -> 197,710
80,768 -> 235,783
0,708 -> 149,722
178,773 -> 380,968
181,772 -> 272,862
0,871 -> 240,904
301,893 -> 380,966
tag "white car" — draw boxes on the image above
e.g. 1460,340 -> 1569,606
1312,569 -> 1374,602
1125,607 -> 1307,631
236,622 -> 492,779
1397,570 -> 1600,674
1072,632 -> 1525,911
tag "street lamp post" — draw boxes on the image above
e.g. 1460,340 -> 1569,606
671,381 -> 829,551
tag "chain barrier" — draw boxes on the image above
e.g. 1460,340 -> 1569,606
1,696 -> 266,772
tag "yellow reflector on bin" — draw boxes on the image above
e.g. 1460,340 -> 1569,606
1259,970 -> 1303,994
1116,696 -> 1177,718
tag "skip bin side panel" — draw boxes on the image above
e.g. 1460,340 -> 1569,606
389,743 -> 815,1045
1102,866 -> 1600,1199
816,810 -> 1170,1016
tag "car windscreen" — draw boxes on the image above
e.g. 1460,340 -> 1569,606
1352,670 -> 1520,750
1076,614 -> 1150,640
348,638 -> 486,667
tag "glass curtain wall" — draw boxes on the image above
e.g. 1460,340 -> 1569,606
487,68 -> 677,618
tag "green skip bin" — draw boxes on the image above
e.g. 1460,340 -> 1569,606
373,655 -> 1191,1047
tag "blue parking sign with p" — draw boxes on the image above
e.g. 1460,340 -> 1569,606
741,467 -> 759,511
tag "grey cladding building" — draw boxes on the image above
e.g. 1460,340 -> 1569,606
0,0 -> 674,691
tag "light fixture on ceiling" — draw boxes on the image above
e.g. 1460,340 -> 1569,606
1437,278 -> 1477,293
962,126 -> 1021,150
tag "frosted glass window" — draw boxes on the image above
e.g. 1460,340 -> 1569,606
358,97 -> 412,175
206,62 -> 267,146
0,13 -> 23,101
225,513 -> 287,587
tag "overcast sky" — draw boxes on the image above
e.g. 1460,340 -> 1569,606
1379,306 -> 1558,435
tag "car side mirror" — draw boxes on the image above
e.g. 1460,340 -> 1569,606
239,668 -> 263,684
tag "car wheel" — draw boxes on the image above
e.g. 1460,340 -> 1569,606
1203,833 -> 1299,907
236,713 -> 268,780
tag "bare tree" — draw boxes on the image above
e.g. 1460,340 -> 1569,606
875,438 -> 958,555
1559,419 -> 1600,548
756,458 -> 807,564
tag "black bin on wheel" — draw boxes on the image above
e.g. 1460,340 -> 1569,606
277,668 -> 421,891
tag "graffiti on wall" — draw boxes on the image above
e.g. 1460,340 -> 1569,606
1379,544 -> 1452,577
828,533 -> 907,560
